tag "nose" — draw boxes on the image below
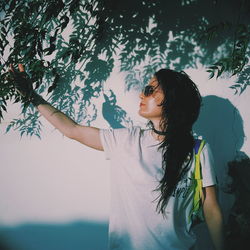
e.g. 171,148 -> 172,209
139,91 -> 144,99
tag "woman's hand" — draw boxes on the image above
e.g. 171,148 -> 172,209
9,63 -> 34,98
9,63 -> 47,106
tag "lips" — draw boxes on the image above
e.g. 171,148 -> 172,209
140,103 -> 145,107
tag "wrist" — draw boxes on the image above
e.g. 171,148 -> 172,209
29,92 -> 47,107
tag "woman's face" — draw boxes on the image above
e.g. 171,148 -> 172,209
138,77 -> 164,122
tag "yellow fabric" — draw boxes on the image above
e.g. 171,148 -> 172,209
188,139 -> 205,223
193,139 -> 205,212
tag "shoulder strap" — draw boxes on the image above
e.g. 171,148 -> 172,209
190,139 -> 206,222
194,139 -> 204,154
194,139 -> 205,181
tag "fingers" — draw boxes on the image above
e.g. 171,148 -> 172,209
9,64 -> 15,73
7,63 -> 32,97
18,63 -> 25,72
9,63 -> 25,73
8,64 -> 27,85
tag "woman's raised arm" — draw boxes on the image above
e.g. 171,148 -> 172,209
9,64 -> 103,151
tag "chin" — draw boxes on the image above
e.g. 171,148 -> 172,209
138,110 -> 148,119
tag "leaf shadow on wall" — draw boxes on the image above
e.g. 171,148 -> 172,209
3,0 -> 250,137
102,89 -> 133,129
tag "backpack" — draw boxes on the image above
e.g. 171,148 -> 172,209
189,139 -> 206,223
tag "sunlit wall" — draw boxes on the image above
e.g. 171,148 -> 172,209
0,65 -> 249,249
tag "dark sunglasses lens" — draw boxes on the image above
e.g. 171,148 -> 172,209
143,86 -> 154,96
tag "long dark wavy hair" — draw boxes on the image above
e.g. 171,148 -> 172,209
153,69 -> 202,215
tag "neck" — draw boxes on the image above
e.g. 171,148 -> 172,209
149,120 -> 167,141
152,126 -> 167,135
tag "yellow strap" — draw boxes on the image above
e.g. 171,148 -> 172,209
192,140 -> 205,219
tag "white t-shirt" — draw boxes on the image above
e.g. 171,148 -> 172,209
99,126 -> 216,250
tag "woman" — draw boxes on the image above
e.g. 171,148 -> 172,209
10,64 -> 224,250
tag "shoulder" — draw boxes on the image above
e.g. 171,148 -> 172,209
100,126 -> 143,140
193,135 -> 211,155
99,126 -> 143,159
110,126 -> 142,134
121,126 -> 144,141
194,138 -> 205,154
193,136 -> 214,165
194,139 -> 217,186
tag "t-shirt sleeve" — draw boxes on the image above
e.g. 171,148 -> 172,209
200,142 -> 217,187
99,127 -> 132,160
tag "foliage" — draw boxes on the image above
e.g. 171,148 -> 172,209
0,0 -> 249,137
206,22 -> 250,84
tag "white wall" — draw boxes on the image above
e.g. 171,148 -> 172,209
0,65 -> 249,249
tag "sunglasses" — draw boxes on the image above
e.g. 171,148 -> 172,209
142,85 -> 157,96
